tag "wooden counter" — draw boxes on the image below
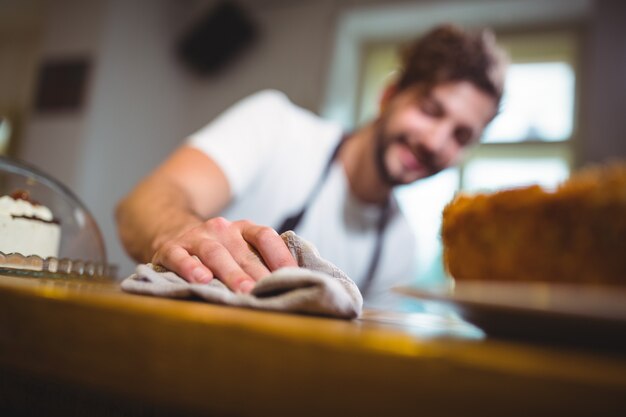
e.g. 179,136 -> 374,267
0,274 -> 625,416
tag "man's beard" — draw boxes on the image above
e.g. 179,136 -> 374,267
374,121 -> 445,187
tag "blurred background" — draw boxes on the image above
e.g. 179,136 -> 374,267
0,0 -> 624,283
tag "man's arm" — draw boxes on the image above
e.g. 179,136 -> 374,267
116,146 -> 297,293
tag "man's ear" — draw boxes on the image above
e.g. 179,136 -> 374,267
379,83 -> 398,113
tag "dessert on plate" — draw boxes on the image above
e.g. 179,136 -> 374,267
0,190 -> 61,258
442,162 -> 626,286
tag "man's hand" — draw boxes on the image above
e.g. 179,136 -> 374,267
115,146 -> 296,293
151,217 -> 298,293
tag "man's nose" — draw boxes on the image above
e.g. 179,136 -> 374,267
422,121 -> 453,154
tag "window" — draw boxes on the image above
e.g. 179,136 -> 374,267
484,62 -> 575,143
358,29 -> 580,286
467,30 -> 578,192
0,117 -> 11,155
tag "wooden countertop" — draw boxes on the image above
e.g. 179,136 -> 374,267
1,274 -> 625,416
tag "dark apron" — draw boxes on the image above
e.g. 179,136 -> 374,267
277,134 -> 391,297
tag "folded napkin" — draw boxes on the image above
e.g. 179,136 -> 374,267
121,231 -> 363,319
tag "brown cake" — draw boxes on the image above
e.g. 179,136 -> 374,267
441,162 -> 626,285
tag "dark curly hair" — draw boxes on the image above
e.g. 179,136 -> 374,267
396,24 -> 508,105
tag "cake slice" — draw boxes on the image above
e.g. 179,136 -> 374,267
0,190 -> 61,258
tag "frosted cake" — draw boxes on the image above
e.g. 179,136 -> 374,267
0,191 -> 61,258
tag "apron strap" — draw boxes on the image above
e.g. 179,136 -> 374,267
276,133 -> 391,296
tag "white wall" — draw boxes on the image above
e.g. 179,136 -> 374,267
18,0 -> 191,276
77,0 -> 191,276
184,0 -> 338,132
19,0 -> 105,192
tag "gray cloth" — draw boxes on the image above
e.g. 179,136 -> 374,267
121,231 -> 363,319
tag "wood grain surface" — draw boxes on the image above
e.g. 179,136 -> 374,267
0,274 -> 624,416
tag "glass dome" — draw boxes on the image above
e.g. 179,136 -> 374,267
0,155 -> 115,278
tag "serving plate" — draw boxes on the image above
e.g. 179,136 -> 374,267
394,281 -> 626,351
0,251 -> 117,281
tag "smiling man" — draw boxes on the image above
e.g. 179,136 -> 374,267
116,24 -> 508,308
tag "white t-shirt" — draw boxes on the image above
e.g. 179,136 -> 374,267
187,90 -> 417,308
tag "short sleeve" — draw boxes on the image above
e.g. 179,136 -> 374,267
186,90 -> 294,196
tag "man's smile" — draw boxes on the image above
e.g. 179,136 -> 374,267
396,141 -> 421,172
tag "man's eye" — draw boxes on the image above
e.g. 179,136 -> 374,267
454,127 -> 473,146
420,99 -> 441,117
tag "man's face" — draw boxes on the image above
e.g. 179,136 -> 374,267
374,81 -> 497,186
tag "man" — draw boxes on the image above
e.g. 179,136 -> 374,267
116,24 -> 507,308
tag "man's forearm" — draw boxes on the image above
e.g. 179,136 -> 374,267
116,177 -> 203,263
116,166 -> 298,293
114,145 -> 297,293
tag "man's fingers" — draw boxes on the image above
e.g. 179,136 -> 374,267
194,239 -> 256,293
152,218 -> 295,294
240,223 -> 298,270
154,244 -> 213,284
232,246 -> 272,282
215,225 -> 272,281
